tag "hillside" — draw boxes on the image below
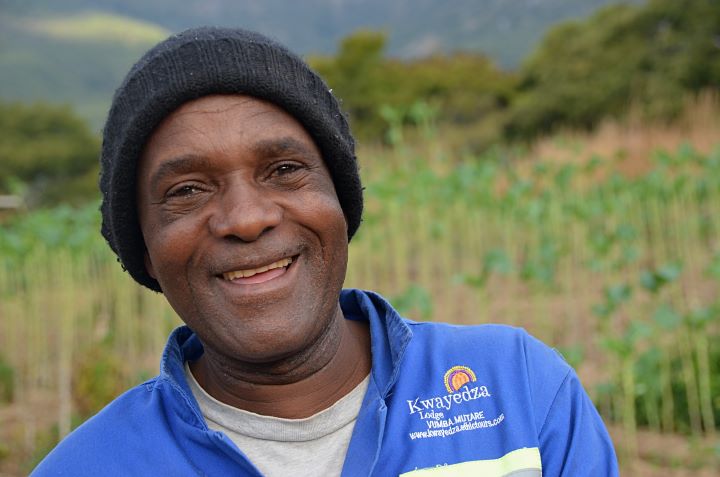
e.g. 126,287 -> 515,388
0,0 -> 636,128
0,12 -> 169,127
2,0 -> 633,65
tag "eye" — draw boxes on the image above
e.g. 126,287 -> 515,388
274,163 -> 303,176
166,183 -> 204,198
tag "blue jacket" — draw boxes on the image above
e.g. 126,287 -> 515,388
33,289 -> 618,476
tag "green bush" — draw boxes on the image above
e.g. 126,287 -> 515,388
0,101 -> 100,206
505,0 -> 720,140
72,343 -> 128,419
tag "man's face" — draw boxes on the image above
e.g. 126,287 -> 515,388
137,95 -> 349,363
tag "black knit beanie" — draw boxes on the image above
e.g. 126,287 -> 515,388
100,26 -> 363,292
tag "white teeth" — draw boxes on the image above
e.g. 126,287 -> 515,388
222,257 -> 293,281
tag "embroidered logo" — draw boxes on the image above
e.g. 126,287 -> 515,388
406,365 -> 500,440
443,365 -> 477,393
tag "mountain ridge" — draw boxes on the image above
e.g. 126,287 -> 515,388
3,0 -> 636,65
0,0 -> 637,127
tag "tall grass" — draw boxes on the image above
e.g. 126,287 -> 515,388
1,138 -> 719,473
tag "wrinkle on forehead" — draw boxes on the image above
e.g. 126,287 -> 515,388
140,94 -> 322,183
173,94 -> 267,116
154,95 -> 304,142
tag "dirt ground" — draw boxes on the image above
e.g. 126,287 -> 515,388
0,392 -> 58,476
608,424 -> 719,476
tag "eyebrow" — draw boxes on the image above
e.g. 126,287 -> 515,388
147,154 -> 211,192
145,137 -> 320,191
252,137 -> 319,159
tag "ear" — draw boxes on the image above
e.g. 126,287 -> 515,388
144,251 -> 157,280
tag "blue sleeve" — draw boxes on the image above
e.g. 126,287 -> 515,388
538,367 -> 619,476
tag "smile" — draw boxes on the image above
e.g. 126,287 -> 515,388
222,257 -> 294,282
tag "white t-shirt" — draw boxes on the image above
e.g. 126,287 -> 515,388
185,362 -> 369,477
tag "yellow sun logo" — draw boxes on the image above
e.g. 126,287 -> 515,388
443,365 -> 477,393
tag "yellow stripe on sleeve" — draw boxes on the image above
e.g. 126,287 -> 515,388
399,447 -> 542,477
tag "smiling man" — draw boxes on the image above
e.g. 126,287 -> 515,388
32,27 -> 618,476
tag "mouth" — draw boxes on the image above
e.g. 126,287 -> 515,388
221,256 -> 295,285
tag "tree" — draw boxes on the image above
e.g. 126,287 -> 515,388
504,0 -> 720,140
309,30 -> 514,146
310,30 -> 389,139
0,101 -> 100,205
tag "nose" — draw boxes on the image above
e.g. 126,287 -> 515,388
209,181 -> 283,242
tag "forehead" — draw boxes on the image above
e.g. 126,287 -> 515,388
139,94 -> 321,170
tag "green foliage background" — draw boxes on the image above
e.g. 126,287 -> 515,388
0,102 -> 99,206
506,0 -> 720,138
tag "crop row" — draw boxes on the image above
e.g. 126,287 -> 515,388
0,143 -> 718,468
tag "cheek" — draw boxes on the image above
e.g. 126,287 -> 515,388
143,218 -> 202,283
144,225 -> 207,320
311,197 -> 348,246
312,199 -> 349,276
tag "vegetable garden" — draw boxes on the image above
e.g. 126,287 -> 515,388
1,138 -> 719,474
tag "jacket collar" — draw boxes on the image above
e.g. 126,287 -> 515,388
339,289 -> 413,397
157,288 -> 413,420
